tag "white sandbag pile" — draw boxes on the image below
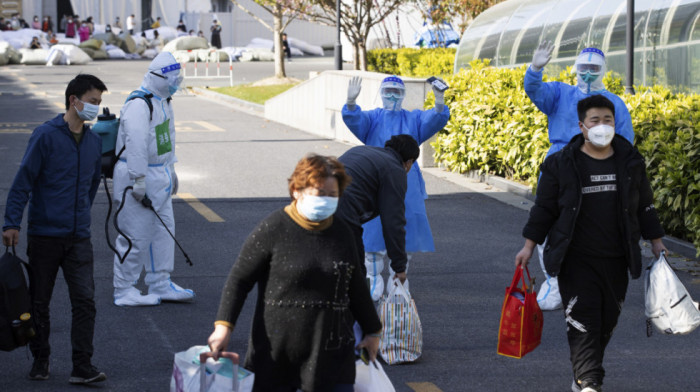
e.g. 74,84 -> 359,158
163,36 -> 209,52
288,37 -> 324,56
0,28 -> 45,49
0,41 -> 22,65
46,44 -> 91,66
18,48 -> 49,65
240,48 -> 275,62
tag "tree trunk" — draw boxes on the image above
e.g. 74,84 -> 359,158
273,6 -> 286,79
353,41 -> 360,70
358,41 -> 367,71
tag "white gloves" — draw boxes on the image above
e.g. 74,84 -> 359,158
346,76 -> 362,110
431,77 -> 447,113
171,166 -> 179,196
131,177 -> 146,202
531,41 -> 554,72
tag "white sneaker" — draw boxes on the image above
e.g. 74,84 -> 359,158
114,287 -> 161,307
149,280 -> 195,302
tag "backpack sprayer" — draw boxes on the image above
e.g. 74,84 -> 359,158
92,93 -> 192,266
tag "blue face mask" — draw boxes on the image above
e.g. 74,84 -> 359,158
296,195 -> 338,222
75,100 -> 99,121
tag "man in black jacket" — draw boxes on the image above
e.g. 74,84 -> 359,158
515,95 -> 667,392
336,134 -> 419,283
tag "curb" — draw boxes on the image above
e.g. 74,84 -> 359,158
190,87 -> 265,116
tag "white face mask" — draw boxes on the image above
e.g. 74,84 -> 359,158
584,124 -> 615,147
296,195 -> 338,222
75,100 -> 99,121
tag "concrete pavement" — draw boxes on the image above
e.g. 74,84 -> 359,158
0,58 -> 698,392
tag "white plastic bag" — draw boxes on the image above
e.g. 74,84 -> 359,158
536,241 -> 563,310
354,359 -> 395,392
645,252 -> 700,335
170,345 -> 254,392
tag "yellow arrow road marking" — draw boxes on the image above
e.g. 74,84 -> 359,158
407,382 -> 443,392
176,193 -> 224,223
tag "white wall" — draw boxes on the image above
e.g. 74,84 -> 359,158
265,71 -> 438,167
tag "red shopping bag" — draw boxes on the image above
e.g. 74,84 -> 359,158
497,266 -> 543,358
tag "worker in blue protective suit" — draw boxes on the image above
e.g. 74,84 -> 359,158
342,75 -> 450,300
524,42 -> 634,311
112,52 -> 195,306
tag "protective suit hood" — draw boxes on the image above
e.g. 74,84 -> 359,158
142,52 -> 183,98
380,76 -> 405,111
575,47 -> 606,94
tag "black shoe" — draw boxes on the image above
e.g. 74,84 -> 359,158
28,359 -> 50,380
68,365 -> 106,384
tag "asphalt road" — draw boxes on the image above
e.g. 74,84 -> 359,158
0,58 -> 698,392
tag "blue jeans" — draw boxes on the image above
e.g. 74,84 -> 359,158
27,236 -> 96,369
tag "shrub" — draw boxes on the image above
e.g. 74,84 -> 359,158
367,48 -> 455,77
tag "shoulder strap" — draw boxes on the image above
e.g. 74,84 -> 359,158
125,90 -> 154,121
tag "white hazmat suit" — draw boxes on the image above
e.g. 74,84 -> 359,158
112,52 -> 194,306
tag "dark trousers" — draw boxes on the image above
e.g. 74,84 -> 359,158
557,252 -> 628,385
27,235 -> 96,368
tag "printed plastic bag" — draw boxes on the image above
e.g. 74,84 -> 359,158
378,279 -> 422,364
170,345 -> 254,392
645,252 -> 700,335
354,359 -> 395,392
497,266 -> 543,358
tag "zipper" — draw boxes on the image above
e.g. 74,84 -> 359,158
72,127 -> 82,236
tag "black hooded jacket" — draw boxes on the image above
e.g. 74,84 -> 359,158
522,134 -> 664,279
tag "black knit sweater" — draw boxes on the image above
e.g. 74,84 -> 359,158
216,209 -> 382,391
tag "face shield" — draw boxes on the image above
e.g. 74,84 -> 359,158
148,52 -> 184,97
575,48 -> 606,94
380,76 -> 405,111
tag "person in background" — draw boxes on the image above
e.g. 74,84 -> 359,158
197,30 -> 204,38
65,15 -> 76,38
2,74 -> 108,384
342,75 -> 450,300
188,29 -> 195,36
515,95 -> 667,392
176,19 -> 187,33
32,16 -> 40,30
151,17 -> 161,29
126,14 -> 135,35
29,36 -> 41,49
282,32 -> 292,60
86,17 -> 94,34
114,16 -> 122,30
105,24 -> 112,34
47,31 -> 58,45
210,19 -> 222,49
78,22 -> 90,42
208,154 -> 382,391
42,16 -> 53,33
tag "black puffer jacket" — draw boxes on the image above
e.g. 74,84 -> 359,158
523,134 -> 664,279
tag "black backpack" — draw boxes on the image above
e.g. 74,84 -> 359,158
0,247 -> 34,351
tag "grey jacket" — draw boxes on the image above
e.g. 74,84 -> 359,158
337,146 -> 408,272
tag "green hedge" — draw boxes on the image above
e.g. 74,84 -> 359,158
367,48 -> 455,77
428,60 -> 699,253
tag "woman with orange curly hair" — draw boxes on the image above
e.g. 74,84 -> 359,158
208,154 -> 382,392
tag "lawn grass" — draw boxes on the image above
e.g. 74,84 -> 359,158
211,83 -> 298,105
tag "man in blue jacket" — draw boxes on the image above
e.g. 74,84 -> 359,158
2,74 -> 108,384
524,42 -> 635,310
